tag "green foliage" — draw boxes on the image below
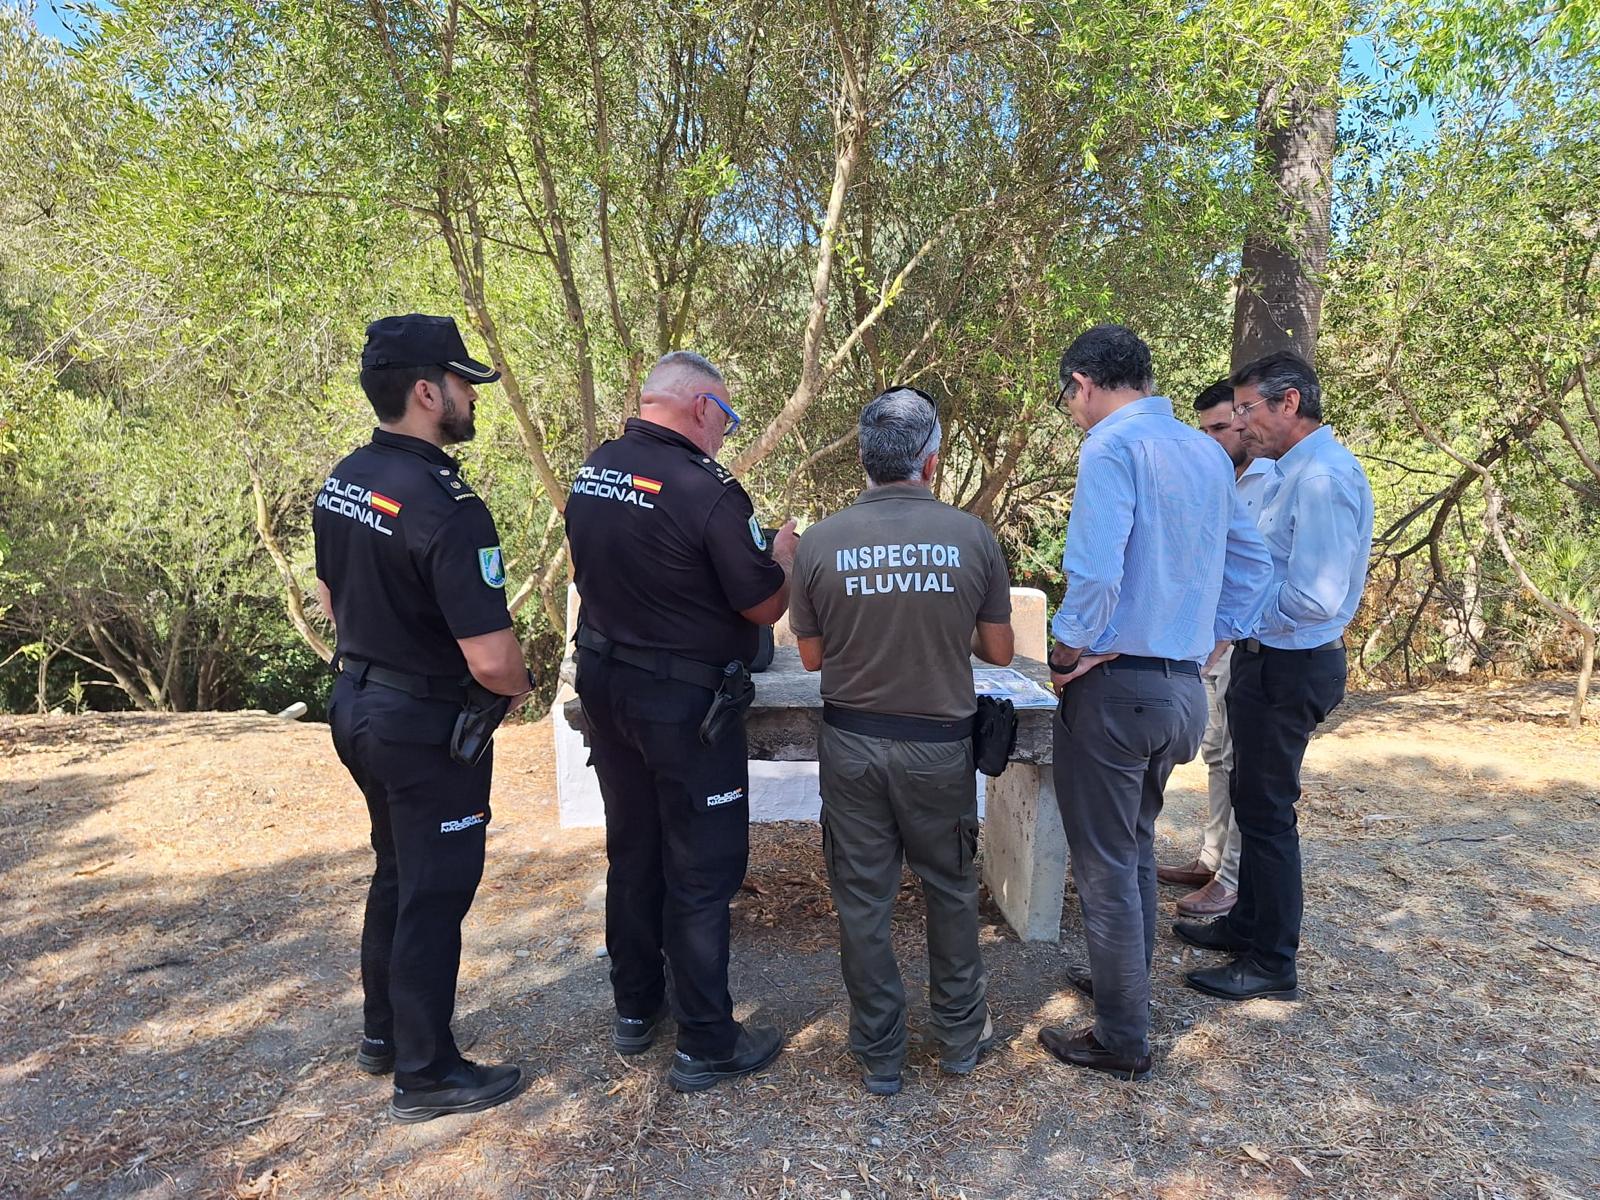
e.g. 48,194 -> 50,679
1327,0 -> 1600,683
3,0 -> 1597,711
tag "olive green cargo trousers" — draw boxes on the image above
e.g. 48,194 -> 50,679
819,724 -> 989,1074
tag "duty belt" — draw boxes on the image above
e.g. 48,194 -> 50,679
574,626 -> 727,692
333,654 -> 467,703
1238,638 -> 1344,655
823,703 -> 975,743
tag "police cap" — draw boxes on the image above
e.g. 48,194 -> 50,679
361,314 -> 501,383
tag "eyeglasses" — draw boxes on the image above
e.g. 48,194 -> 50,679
1054,378 -> 1077,413
1233,398 -> 1269,420
698,392 -> 741,437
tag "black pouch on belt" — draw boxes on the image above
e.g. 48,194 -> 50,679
972,695 -> 1018,777
698,661 -> 755,746
450,680 -> 512,766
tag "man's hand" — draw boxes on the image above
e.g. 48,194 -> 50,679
1050,652 -> 1121,694
1203,639 -> 1232,673
771,518 -> 799,570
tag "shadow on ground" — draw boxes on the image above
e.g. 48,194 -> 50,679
0,692 -> 1595,1200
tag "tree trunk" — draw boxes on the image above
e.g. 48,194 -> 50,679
1231,78 -> 1338,368
246,454 -> 333,663
36,645 -> 56,715
85,621 -> 158,711
1572,627 -> 1595,729
1441,550 -> 1488,677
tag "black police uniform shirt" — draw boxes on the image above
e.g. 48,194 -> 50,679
314,430 -> 512,734
565,418 -> 784,666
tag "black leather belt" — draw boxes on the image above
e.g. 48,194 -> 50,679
1239,637 -> 1344,655
333,654 -> 466,702
823,703 -> 975,743
1100,655 -> 1200,677
574,626 -> 726,692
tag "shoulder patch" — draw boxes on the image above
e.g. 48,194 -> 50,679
478,546 -> 506,588
429,466 -> 479,502
688,455 -> 738,486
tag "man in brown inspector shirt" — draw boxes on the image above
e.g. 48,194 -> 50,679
788,386 -> 1015,1096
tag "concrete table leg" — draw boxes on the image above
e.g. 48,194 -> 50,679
981,761 -> 1067,942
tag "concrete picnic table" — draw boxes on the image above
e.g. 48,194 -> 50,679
559,644 -> 1071,942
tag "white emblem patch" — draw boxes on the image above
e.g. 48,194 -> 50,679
748,516 -> 767,550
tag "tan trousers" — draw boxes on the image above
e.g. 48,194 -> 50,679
1198,654 -> 1241,890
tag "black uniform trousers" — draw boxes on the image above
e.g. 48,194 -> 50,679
328,673 -> 491,1088
1222,643 -> 1346,978
576,648 -> 750,1059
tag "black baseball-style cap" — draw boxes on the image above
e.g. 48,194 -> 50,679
360,314 -> 501,383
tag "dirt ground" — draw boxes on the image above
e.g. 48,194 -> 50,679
2,680 -> 1597,1200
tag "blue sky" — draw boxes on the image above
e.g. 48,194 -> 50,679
30,2 -> 83,42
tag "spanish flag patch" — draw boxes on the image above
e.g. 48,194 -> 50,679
368,492 -> 402,517
631,475 -> 663,494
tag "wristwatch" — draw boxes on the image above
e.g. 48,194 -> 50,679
1048,645 -> 1081,673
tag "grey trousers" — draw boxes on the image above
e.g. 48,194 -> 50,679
1053,665 -> 1206,1058
819,724 -> 988,1074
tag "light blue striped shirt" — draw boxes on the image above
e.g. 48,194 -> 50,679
1253,424 -> 1374,649
1051,397 -> 1273,662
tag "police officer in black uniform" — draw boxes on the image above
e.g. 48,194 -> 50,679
314,314 -> 530,1122
566,350 -> 798,1092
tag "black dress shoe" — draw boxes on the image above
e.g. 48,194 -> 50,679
356,1036 -> 394,1075
1173,917 -> 1251,953
668,1025 -> 784,1093
389,1060 -> 522,1123
1066,966 -> 1094,999
1037,1025 -> 1151,1081
1184,958 -> 1299,1002
612,1006 -> 667,1056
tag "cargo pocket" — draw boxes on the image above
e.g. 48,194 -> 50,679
957,811 -> 980,878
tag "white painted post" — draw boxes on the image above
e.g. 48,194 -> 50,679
978,586 -> 1066,941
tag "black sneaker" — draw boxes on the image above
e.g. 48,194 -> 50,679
356,1036 -> 394,1075
939,1015 -> 997,1075
667,1025 -> 783,1093
612,1007 -> 667,1056
863,1070 -> 902,1096
389,1060 -> 522,1123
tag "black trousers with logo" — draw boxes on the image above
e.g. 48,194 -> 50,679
576,648 -> 751,1059
328,673 -> 492,1088
1222,643 -> 1347,978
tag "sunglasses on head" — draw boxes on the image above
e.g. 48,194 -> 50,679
876,383 -> 941,457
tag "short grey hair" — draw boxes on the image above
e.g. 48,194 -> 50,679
1229,351 -> 1322,421
860,387 -> 941,485
646,349 -> 724,391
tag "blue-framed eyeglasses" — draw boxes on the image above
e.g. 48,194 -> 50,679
698,392 -> 741,436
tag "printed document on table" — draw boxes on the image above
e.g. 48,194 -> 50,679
972,668 -> 1057,708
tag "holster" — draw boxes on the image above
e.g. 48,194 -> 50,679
972,695 -> 1018,777
697,661 -> 755,746
450,679 -> 512,766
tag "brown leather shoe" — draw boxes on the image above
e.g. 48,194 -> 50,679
1176,878 -> 1237,917
1037,1025 -> 1151,1081
1157,858 -> 1213,888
